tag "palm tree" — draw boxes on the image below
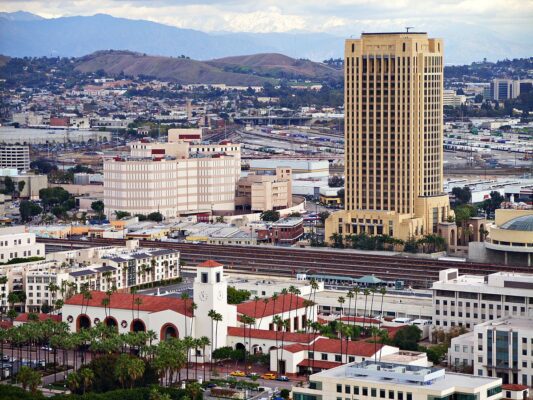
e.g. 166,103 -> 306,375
378,287 -> 387,362
79,367 -> 95,394
258,298 -> 269,329
337,296 -> 345,359
183,336 -> 195,381
207,309 -> 216,369
362,288 -> 370,333
130,287 -> 137,322
369,288 -> 376,322
278,319 -> 290,374
198,336 -> 210,381
181,292 -> 190,338
134,297 -> 143,321
17,366 -> 41,395
353,286 -> 360,332
189,302 -> 197,338
272,315 -> 282,373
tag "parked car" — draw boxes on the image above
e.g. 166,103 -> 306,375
261,372 -> 276,380
276,375 -> 289,382
230,370 -> 245,377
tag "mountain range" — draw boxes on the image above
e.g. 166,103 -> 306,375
0,12 -> 531,64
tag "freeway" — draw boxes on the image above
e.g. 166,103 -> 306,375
37,238 -> 528,288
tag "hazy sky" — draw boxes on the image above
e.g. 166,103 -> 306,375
2,0 -> 532,37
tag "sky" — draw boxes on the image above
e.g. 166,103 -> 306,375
1,0 -> 532,38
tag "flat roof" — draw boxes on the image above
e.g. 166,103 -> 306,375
315,361 -> 500,390
361,32 -> 427,36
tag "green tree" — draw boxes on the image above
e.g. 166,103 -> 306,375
114,354 -> 145,389
115,211 -> 131,220
17,365 -> 41,394
227,286 -> 251,304
393,325 -> 422,351
146,212 -> 163,222
91,200 -> 105,222
260,210 -> 280,222
451,186 -> 472,205
19,200 -> 42,222
2,176 -> 15,194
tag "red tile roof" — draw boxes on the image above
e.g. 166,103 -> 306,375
281,343 -> 309,353
502,384 -> 528,391
65,291 -> 193,317
298,359 -> 341,369
227,327 -> 318,344
15,313 -> 61,323
311,338 -> 383,357
382,324 -> 407,338
237,293 -> 309,318
198,260 -> 223,268
339,316 -> 380,324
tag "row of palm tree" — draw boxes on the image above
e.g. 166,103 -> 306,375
1,319 -> 212,391
330,232 -> 446,253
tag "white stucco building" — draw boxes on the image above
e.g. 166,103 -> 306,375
0,226 -> 45,264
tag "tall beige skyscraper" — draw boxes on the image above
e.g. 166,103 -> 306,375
326,32 -> 452,242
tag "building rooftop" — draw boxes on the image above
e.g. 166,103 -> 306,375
476,317 -> 533,330
315,361 -> 500,390
500,214 -> 533,231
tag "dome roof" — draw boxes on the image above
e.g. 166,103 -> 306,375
500,214 -> 533,231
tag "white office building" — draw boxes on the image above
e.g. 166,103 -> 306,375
450,317 -> 533,387
432,269 -> 533,330
292,361 -> 503,400
0,145 -> 30,170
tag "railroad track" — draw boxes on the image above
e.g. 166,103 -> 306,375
37,238 -> 528,288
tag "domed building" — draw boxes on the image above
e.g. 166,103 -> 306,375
485,209 -> 533,266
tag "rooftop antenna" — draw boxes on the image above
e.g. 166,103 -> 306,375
405,26 -> 414,33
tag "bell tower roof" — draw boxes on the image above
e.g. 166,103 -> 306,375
197,260 -> 223,268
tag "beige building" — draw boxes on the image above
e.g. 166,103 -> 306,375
0,145 -> 30,170
236,167 -> 292,212
104,136 -> 241,218
326,32 -> 452,242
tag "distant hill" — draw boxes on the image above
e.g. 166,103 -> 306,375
74,50 -> 341,85
74,50 -> 274,85
0,55 -> 9,68
208,53 -> 342,81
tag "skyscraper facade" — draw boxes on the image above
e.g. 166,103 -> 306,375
326,32 -> 452,242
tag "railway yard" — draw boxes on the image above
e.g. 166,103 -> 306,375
38,237 -> 531,289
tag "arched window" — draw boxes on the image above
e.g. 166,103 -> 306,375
131,319 -> 146,332
76,314 -> 91,332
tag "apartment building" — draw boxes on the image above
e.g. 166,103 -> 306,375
432,269 -> 533,330
104,136 -> 241,218
326,32 -> 452,242
292,361 -> 503,400
450,317 -> 533,387
0,226 -> 45,264
0,145 -> 30,170
236,167 -> 292,212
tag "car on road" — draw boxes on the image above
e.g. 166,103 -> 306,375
230,370 -> 245,377
41,345 -> 53,351
247,372 -> 259,378
276,375 -> 289,381
261,372 -> 276,380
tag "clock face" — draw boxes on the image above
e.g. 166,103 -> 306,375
217,289 -> 224,301
200,290 -> 208,301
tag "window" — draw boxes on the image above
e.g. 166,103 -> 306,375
337,384 -> 342,393
321,353 -> 328,360
345,385 -> 351,394
308,351 -> 314,359
380,389 -> 386,398
371,388 -> 376,397
363,387 -> 368,396
354,387 -> 360,395
487,386 -> 502,397
335,355 -> 342,362
201,273 -> 208,283
407,394 -> 412,400
216,272 -> 221,283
